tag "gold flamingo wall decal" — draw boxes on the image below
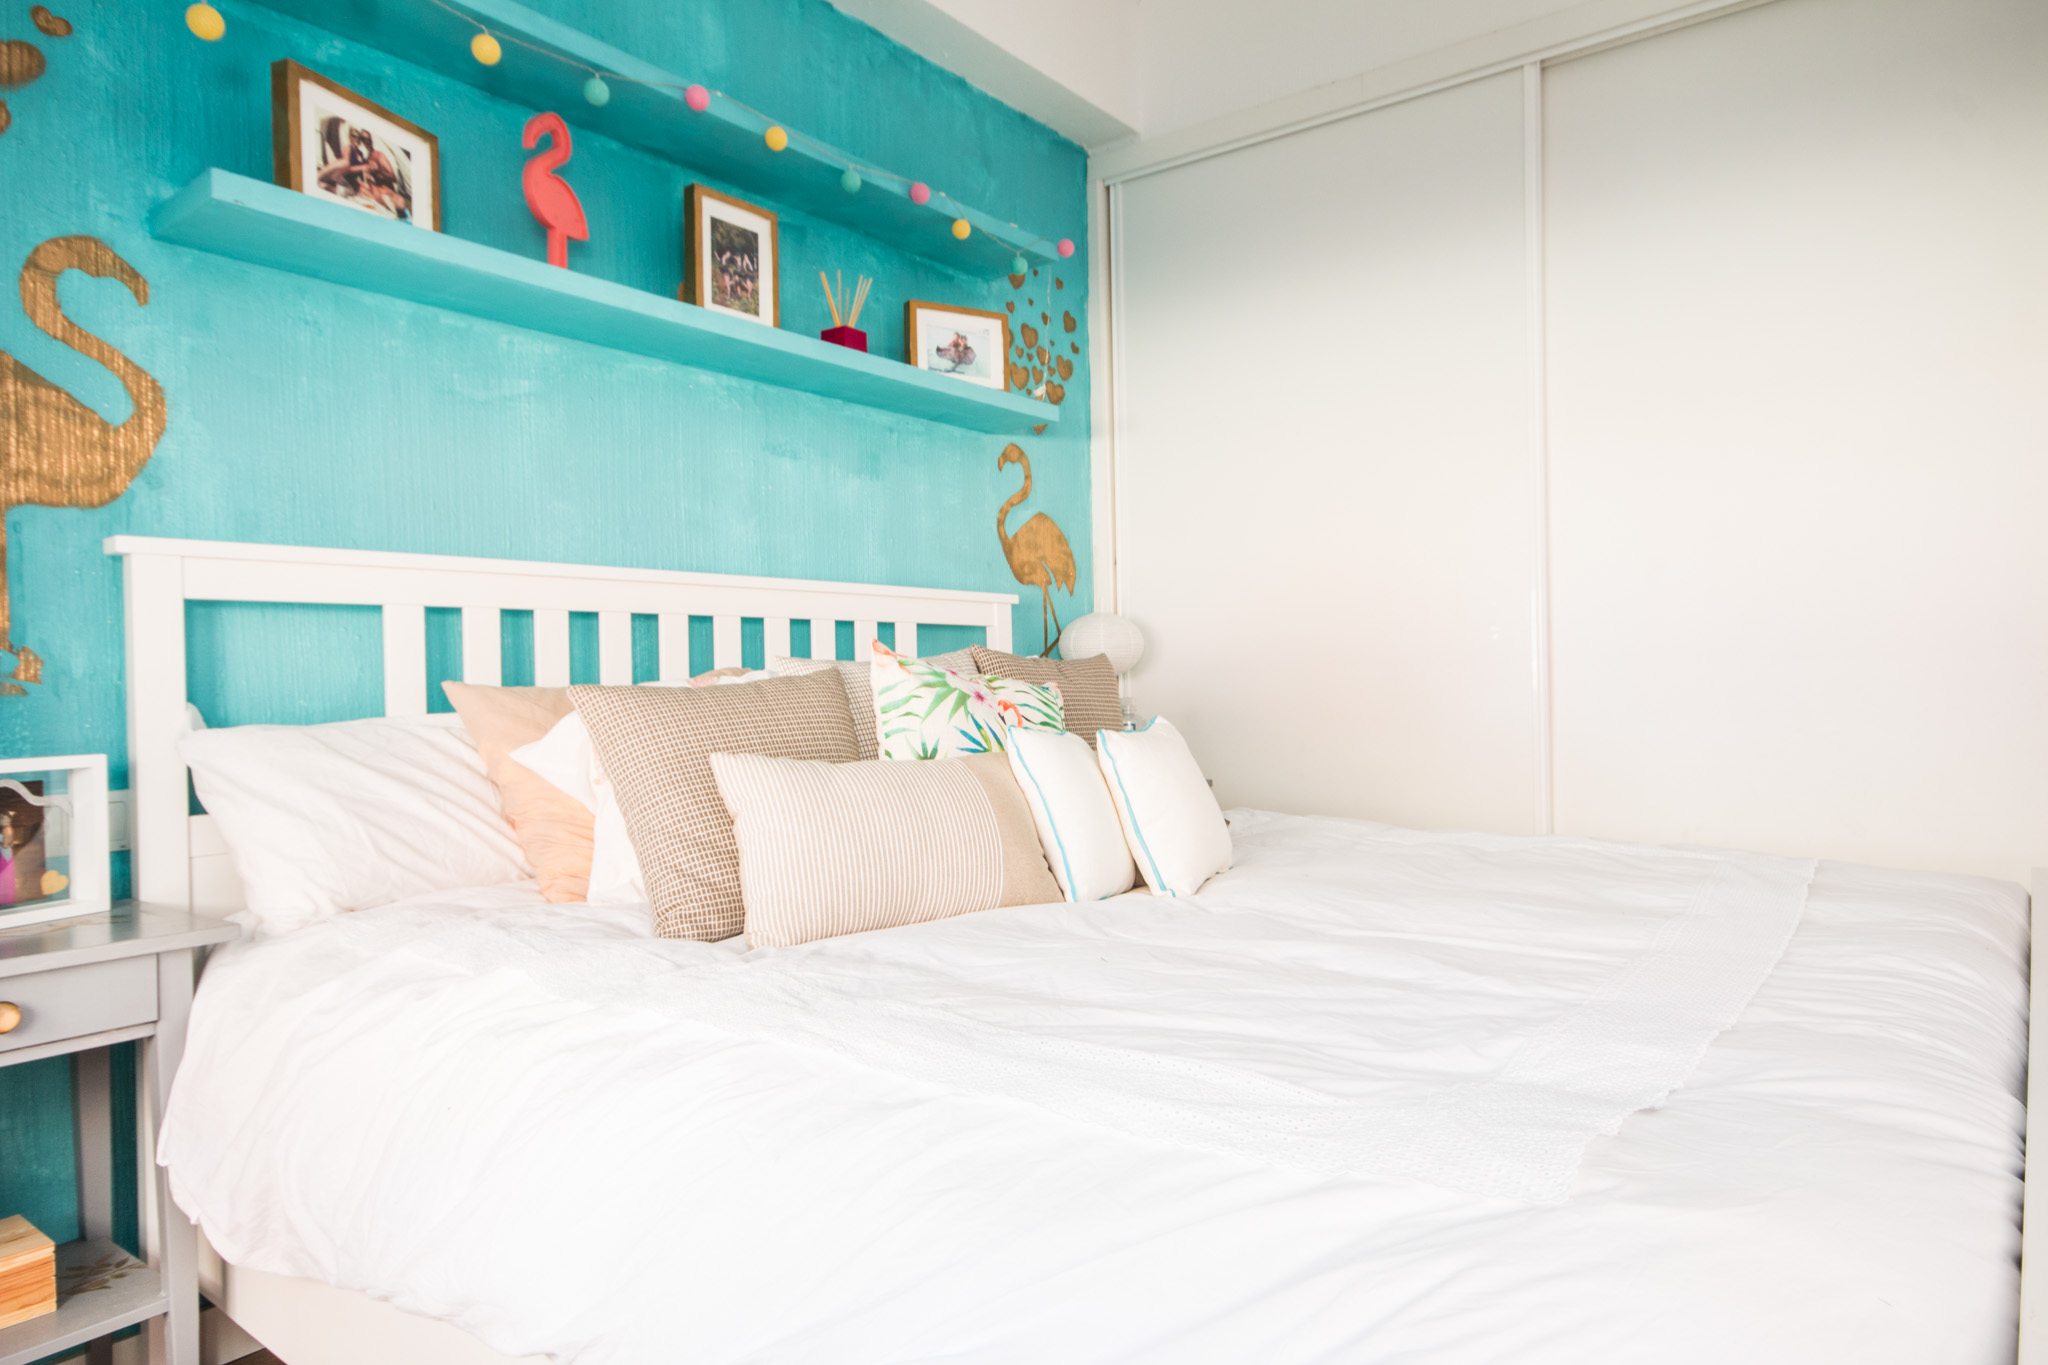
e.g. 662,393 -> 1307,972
996,442 -> 1075,657
0,236 -> 166,692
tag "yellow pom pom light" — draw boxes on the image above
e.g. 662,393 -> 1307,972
951,218 -> 971,241
764,125 -> 789,152
185,3 -> 225,40
470,31 -> 502,65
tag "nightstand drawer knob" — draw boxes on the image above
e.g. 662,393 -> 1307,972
0,1002 -> 18,1034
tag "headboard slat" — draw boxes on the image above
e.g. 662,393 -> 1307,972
460,606 -> 503,686
381,603 -> 429,716
533,609 -> 572,687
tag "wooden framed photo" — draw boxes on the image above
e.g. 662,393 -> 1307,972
904,300 -> 1011,391
682,184 -> 780,326
272,59 -> 441,230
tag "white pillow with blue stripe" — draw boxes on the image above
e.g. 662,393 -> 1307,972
1095,717 -> 1232,898
1002,724 -> 1136,902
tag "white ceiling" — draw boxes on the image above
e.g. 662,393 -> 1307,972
831,0 -> 1600,149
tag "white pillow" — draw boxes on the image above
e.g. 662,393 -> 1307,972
1096,717 -> 1232,898
179,714 -> 532,934
510,710 -> 646,905
1003,725 -> 1136,901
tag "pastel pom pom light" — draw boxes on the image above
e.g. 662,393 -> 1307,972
684,84 -> 710,112
909,182 -> 931,206
951,218 -> 971,240
185,2 -> 225,39
840,168 -> 862,194
471,31 -> 502,65
1057,239 -> 1076,258
1011,253 -> 1029,275
764,125 -> 789,152
583,75 -> 610,106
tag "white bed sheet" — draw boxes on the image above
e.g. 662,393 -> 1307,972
159,814 -> 2028,1364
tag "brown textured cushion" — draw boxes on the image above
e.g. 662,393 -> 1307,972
440,682 -> 590,902
969,648 -> 1122,749
570,671 -> 858,940
772,649 -> 976,761
711,750 -> 1059,947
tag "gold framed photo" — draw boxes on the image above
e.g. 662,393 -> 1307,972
272,59 -> 441,230
682,184 -> 780,326
904,300 -> 1011,390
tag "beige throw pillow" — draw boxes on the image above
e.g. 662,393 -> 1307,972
969,648 -> 1123,749
772,649 -> 976,761
711,751 -> 1060,948
571,671 -> 859,941
441,682 -> 592,902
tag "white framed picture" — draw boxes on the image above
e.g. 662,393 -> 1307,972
904,300 -> 1011,390
272,59 -> 441,229
683,183 -> 780,327
0,753 -> 108,930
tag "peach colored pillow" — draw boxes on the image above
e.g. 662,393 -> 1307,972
441,682 -> 593,902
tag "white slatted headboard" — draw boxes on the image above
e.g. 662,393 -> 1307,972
105,536 -> 1016,913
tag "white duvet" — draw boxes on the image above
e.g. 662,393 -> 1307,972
160,812 -> 2028,1363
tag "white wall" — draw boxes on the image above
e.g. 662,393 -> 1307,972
1109,0 -> 2048,882
1542,0 -> 2048,878
1115,72 -> 1545,834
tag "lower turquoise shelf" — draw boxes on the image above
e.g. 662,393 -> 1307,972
150,171 -> 1060,436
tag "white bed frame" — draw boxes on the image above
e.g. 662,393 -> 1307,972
102,535 -> 2042,1365
104,534 -> 1016,1365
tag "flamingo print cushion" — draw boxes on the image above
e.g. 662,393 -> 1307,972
871,641 -> 1063,760
970,648 -> 1123,749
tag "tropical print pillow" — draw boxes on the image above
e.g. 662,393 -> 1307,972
871,641 -> 1063,760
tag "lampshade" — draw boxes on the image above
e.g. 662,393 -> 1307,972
1060,612 -> 1144,675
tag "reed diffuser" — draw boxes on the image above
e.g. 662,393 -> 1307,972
819,270 -> 872,351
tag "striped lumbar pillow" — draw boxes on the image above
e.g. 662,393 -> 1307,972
771,650 -> 976,761
970,648 -> 1123,749
570,670 -> 859,941
1003,724 -> 1136,902
1096,717 -> 1233,898
711,751 -> 1061,947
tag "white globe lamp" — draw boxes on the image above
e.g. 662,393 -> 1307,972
1060,612 -> 1143,675
1059,613 -> 1144,727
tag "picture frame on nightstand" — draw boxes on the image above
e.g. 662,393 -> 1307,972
0,755 -> 108,931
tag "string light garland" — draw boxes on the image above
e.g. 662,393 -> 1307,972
410,0 -> 1070,268
185,2 -> 225,40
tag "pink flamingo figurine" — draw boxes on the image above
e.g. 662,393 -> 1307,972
522,112 -> 588,268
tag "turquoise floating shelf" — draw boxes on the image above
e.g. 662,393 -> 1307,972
238,0 -> 1069,275
152,171 -> 1060,435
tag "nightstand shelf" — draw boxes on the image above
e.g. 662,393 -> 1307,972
0,1241 -> 161,1365
0,904 -> 241,1365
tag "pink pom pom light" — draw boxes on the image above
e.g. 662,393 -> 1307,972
909,182 -> 931,206
1057,238 -> 1075,258
684,84 -> 710,112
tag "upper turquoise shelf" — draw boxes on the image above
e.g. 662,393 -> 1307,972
153,170 -> 1059,434
239,0 -> 1069,275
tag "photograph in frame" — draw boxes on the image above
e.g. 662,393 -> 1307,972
272,59 -> 441,229
683,183 -> 780,327
904,300 -> 1011,391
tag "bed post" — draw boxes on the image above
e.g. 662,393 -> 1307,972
115,543 -> 192,909
2021,870 -> 2046,1362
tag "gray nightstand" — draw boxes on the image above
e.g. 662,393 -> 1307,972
0,905 -> 239,1365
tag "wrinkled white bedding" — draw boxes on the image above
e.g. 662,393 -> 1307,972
160,813 -> 2028,1364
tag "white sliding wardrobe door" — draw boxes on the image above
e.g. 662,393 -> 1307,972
1545,0 -> 2048,880
1115,73 -> 1540,832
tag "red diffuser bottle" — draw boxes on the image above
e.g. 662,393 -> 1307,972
820,271 -> 871,352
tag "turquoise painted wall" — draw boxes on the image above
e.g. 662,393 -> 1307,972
0,0 -> 1089,1249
